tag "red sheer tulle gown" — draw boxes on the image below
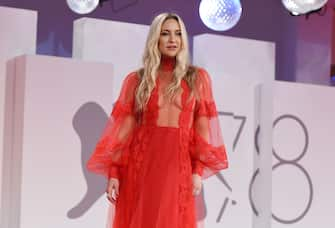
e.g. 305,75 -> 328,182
87,57 -> 228,228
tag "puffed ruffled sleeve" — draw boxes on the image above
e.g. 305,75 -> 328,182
190,68 -> 228,179
87,72 -> 139,180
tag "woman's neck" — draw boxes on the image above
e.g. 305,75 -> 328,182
159,55 -> 176,72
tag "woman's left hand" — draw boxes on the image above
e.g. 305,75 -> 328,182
192,173 -> 202,196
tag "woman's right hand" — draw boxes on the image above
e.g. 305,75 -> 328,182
106,177 -> 119,204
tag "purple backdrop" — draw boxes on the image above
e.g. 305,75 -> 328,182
0,0 -> 333,85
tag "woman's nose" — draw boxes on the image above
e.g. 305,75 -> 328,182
168,34 -> 176,42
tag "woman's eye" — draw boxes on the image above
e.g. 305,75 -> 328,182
161,32 -> 169,36
176,32 -> 182,36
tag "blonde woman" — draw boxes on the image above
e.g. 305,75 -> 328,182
87,12 -> 228,228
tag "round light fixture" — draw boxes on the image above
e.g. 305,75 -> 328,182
66,0 -> 100,14
199,0 -> 242,31
282,0 -> 328,15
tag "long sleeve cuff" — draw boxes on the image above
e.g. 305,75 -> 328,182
108,166 -> 120,179
192,160 -> 204,176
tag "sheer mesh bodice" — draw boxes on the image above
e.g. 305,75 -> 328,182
86,57 -> 228,228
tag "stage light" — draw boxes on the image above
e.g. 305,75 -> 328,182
282,0 -> 328,16
281,0 -> 305,15
67,0 -> 100,14
199,0 -> 242,31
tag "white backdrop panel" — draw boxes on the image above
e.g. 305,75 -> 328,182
199,78 -> 259,228
0,6 -> 37,227
4,55 -> 116,228
273,81 -> 335,228
73,18 -> 149,102
193,34 -> 275,228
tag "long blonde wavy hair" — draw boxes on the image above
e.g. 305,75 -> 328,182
135,12 -> 197,113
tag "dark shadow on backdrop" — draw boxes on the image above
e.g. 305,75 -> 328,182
68,102 -> 109,218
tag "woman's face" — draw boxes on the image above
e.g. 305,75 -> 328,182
158,18 -> 182,58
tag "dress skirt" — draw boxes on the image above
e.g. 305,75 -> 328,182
110,126 -> 197,228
